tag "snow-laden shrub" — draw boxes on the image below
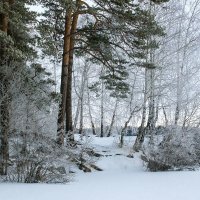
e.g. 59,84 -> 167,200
143,126 -> 200,171
1,132 -> 100,183
2,131 -> 72,183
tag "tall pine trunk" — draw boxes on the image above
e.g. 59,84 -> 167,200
57,9 -> 72,145
66,2 -> 80,143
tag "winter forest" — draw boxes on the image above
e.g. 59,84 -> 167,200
1,0 -> 200,199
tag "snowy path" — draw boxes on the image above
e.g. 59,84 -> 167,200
1,136 -> 200,200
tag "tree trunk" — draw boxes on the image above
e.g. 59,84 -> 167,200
174,104 -> 180,125
0,0 -> 11,175
79,98 -> 84,135
87,81 -> 96,135
78,64 -> 88,135
120,106 -> 141,148
73,97 -> 81,131
100,80 -> 104,137
133,68 -> 148,152
146,69 -> 155,142
57,9 -> 72,145
120,114 -> 132,148
1,2 -> 9,32
162,106 -> 168,126
0,93 -> 10,175
66,1 -> 81,143
107,100 -> 118,137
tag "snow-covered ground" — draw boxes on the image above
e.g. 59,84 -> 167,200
1,136 -> 200,200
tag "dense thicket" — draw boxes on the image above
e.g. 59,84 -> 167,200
0,0 -> 68,182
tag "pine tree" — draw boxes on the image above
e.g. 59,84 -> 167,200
0,0 -> 38,175
39,0 -> 168,146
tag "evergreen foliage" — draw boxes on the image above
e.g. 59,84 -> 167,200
0,0 -> 61,181
39,0 -> 166,99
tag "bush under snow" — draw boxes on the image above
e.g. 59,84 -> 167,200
143,126 -> 200,171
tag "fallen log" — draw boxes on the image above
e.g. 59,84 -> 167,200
90,164 -> 103,171
79,163 -> 92,173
